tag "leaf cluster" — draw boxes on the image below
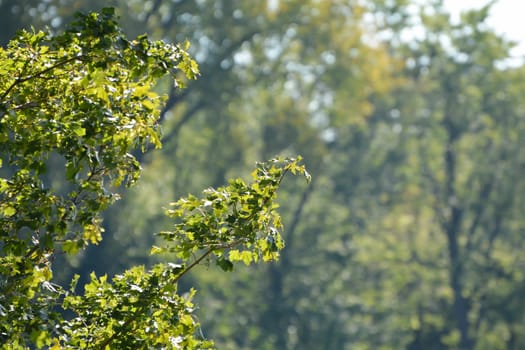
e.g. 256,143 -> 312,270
57,265 -> 212,349
0,7 -> 201,348
0,8 -> 309,348
156,157 -> 311,269
45,157 -> 308,349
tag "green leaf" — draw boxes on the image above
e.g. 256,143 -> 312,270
83,222 -> 103,244
216,256 -> 234,272
65,162 -> 77,180
30,329 -> 51,348
69,274 -> 80,292
62,240 -> 81,255
101,7 -> 116,16
73,127 -> 86,137
150,245 -> 165,255
2,205 -> 16,217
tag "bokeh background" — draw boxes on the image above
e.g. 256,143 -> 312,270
2,0 -> 524,348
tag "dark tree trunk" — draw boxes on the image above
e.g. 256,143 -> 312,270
443,123 -> 472,350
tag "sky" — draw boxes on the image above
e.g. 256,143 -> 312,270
444,0 -> 525,58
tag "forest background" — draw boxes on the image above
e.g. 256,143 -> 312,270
1,0 -> 524,349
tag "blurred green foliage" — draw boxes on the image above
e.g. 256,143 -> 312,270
2,0 -> 525,349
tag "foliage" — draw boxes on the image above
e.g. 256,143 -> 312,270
157,157 -> 310,266
138,2 -> 525,349
386,4 -> 525,348
3,1 -> 525,349
0,8 -> 309,348
55,158 -> 308,349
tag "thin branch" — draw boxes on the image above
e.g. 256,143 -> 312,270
464,176 -> 494,253
11,101 -> 39,111
158,86 -> 190,123
158,29 -> 259,129
281,176 -> 316,266
142,0 -> 163,25
166,99 -> 204,141
1,55 -> 85,101
172,247 -> 215,283
97,163 -> 293,348
417,141 -> 448,229
160,0 -> 194,32
96,239 -> 242,349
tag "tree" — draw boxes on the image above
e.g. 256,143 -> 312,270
7,1 -> 525,349
98,2 -> 525,349
89,2 -> 398,349
0,9 -> 309,348
114,1 -> 397,348
172,1 -> 525,348
345,2 -> 525,349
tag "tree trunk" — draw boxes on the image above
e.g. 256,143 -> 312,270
443,128 -> 472,350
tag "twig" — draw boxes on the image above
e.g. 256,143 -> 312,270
1,55 -> 85,100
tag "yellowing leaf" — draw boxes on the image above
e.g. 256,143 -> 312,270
83,223 -> 103,244
240,251 -> 253,265
150,245 -> 164,255
2,205 -> 16,217
73,127 -> 86,137
180,314 -> 194,327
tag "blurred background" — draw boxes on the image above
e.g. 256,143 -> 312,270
2,0 -> 524,348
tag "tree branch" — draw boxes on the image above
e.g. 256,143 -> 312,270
96,238 -> 244,349
1,55 -> 85,101
464,175 -> 494,253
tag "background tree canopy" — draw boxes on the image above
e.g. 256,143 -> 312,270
1,0 -> 525,349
